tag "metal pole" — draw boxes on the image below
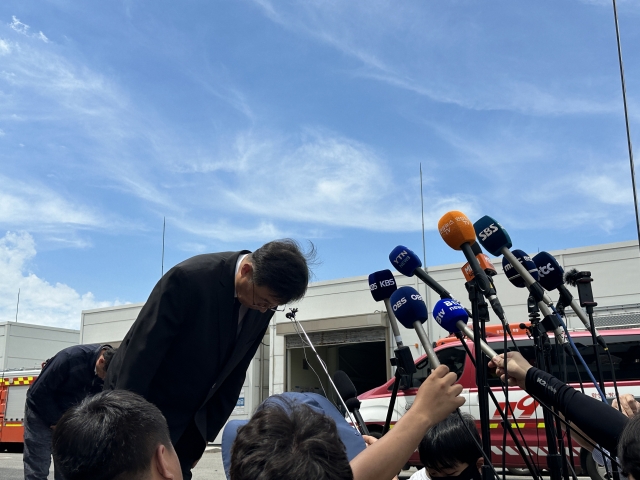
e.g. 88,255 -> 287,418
611,0 -> 640,253
162,216 -> 166,277
420,163 -> 431,344
15,289 -> 20,322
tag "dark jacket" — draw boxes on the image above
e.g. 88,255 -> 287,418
104,251 -> 273,456
26,343 -> 105,426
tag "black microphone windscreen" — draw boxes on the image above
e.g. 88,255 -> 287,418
345,396 -> 361,412
564,268 -> 580,287
333,370 -> 358,400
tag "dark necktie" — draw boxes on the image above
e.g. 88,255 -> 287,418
232,298 -> 241,323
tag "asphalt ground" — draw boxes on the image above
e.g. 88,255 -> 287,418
0,449 -> 592,480
0,446 -> 227,480
0,449 -> 418,480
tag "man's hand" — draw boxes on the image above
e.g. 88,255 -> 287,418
412,365 -> 465,425
612,394 -> 640,418
488,352 -> 532,389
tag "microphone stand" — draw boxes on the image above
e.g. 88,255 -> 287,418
573,272 -> 621,480
465,278 -> 493,480
382,345 -> 416,435
455,333 -> 543,480
527,296 -> 566,480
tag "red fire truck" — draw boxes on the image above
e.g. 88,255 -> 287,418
357,326 -> 640,480
0,369 -> 40,451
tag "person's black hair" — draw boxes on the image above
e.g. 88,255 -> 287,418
230,398 -> 353,480
52,390 -> 172,480
250,239 -> 316,303
619,414 -> 640,479
101,346 -> 117,372
419,412 -> 482,472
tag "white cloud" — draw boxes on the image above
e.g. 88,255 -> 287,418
250,1 -> 621,116
0,39 -> 10,55
175,128 -> 477,232
0,232 -> 119,329
0,175 -> 103,229
10,16 -> 29,36
9,16 -> 50,44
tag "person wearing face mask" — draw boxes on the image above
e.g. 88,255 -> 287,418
409,412 -> 483,480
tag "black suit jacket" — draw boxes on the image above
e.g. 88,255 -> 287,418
104,251 -> 273,450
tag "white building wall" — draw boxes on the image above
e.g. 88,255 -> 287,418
0,322 -> 79,371
80,240 -> 640,433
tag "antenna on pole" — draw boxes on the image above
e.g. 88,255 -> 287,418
419,163 -> 431,345
161,217 -> 166,278
15,288 -> 20,322
610,0 -> 640,255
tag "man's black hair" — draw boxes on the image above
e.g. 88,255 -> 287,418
619,414 -> 640,480
52,390 -> 172,480
101,346 -> 117,372
230,398 -> 353,480
250,239 -> 316,303
419,412 -> 482,472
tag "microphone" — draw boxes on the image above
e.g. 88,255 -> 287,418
533,252 -> 606,347
502,249 -> 539,289
461,252 -> 496,282
389,286 -> 440,368
473,216 -> 566,344
389,245 -> 453,299
437,211 -> 506,320
368,270 -> 404,347
333,370 -> 370,436
432,298 -> 497,359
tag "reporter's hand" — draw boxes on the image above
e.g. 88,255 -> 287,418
362,435 -> 377,447
488,352 -> 531,389
412,365 -> 465,425
612,394 -> 640,418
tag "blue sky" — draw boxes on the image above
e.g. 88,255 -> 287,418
1,0 -> 640,328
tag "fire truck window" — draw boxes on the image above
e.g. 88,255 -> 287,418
483,334 -> 640,387
554,335 -> 640,384
409,346 -> 467,388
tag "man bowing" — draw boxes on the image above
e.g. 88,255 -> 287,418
105,239 -> 313,479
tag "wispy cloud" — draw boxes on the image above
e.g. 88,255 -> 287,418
250,0 -> 623,117
0,175 -> 103,229
10,16 -> 49,43
0,232 -> 121,329
172,128 -> 477,232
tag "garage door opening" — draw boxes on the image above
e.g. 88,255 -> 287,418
286,339 -> 388,399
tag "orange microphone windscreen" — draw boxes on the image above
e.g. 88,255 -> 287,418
438,211 -> 476,250
461,254 -> 496,282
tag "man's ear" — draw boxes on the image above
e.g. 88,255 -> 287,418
476,457 -> 484,469
240,262 -> 253,277
154,445 -> 178,479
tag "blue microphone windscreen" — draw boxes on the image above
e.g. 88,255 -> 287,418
473,216 -> 512,257
389,286 -> 427,329
502,249 -> 539,288
389,245 -> 422,277
432,298 -> 468,334
368,270 -> 397,302
533,251 -> 564,291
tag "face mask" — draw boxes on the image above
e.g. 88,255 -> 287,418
444,464 -> 482,480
